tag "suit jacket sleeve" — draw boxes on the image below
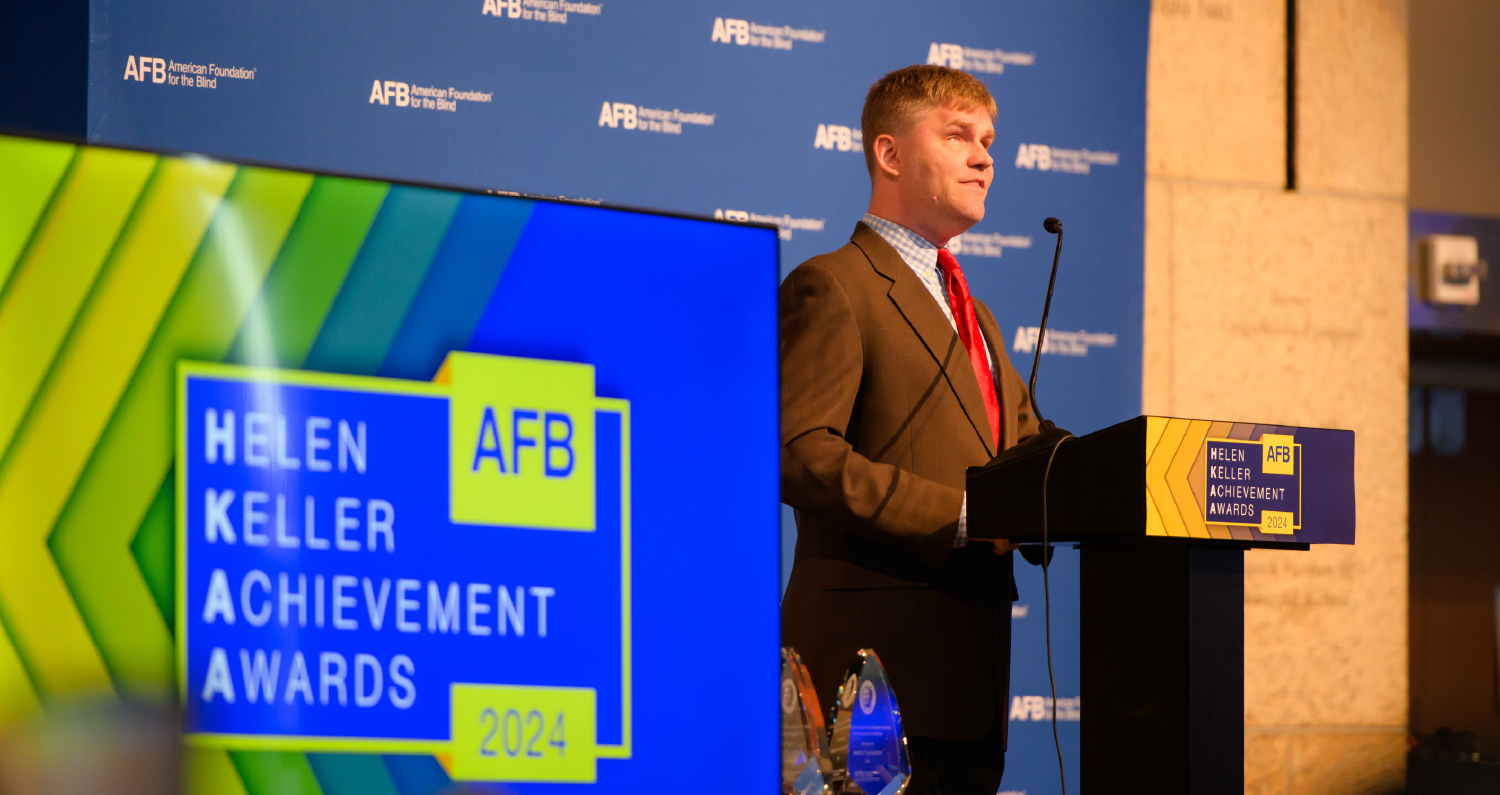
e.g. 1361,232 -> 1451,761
779,261 -> 963,570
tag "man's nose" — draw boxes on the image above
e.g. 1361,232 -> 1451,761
971,147 -> 994,169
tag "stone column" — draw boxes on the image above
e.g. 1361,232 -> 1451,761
1143,1 -> 1409,792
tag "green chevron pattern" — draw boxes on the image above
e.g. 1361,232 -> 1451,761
0,136 -> 75,291
52,167 -> 312,698
0,133 -> 473,795
0,153 -> 235,701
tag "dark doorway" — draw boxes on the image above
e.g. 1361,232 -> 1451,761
1409,334 -> 1500,762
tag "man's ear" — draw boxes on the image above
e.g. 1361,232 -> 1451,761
872,134 -> 900,180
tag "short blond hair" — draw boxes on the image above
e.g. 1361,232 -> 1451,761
861,65 -> 997,176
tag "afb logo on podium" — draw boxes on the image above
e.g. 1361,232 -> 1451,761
177,352 -> 632,783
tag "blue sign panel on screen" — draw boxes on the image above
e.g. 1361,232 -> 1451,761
179,354 -> 631,781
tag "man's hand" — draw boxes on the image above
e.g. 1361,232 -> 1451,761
978,538 -> 1020,555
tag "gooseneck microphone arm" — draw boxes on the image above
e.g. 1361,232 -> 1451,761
1028,217 -> 1063,424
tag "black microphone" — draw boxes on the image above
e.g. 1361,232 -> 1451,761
982,215 -> 1072,469
1028,218 -> 1063,423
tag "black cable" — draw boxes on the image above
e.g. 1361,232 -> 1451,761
1029,219 -> 1063,423
1041,432 -> 1074,795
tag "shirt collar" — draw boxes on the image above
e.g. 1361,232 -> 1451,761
861,213 -> 942,277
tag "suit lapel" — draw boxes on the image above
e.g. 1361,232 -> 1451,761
851,223 -> 995,457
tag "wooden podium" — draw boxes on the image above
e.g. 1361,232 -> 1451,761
967,416 -> 1355,794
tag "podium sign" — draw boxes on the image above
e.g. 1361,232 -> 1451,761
968,416 -> 1355,546
1202,435 -> 1300,534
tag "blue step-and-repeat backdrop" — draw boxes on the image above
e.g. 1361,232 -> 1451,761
88,2 -> 1148,792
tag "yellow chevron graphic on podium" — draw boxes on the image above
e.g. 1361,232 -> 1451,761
1170,420 -> 1212,538
1144,417 -> 1211,538
1145,418 -> 1188,537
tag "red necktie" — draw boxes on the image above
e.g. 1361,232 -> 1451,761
936,248 -> 1002,450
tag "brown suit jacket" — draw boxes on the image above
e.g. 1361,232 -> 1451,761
780,222 -> 1041,742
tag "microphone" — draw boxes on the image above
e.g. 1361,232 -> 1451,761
1028,218 -> 1063,423
982,215 -> 1072,469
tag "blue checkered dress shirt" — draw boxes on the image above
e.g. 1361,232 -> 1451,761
861,213 -> 997,548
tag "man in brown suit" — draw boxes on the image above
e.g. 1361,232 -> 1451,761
780,65 -> 1040,793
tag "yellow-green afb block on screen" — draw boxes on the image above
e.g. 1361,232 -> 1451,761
449,352 -> 596,530
451,684 -> 598,783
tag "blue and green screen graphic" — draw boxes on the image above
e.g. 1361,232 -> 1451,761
0,134 -> 781,794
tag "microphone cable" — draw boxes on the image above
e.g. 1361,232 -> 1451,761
1041,431 -> 1074,795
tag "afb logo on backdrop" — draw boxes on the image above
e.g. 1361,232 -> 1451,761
710,17 -> 825,51
813,124 -> 862,153
714,209 -> 824,242
123,55 -> 255,90
1009,695 -> 1081,722
482,0 -> 602,24
598,102 -> 714,135
369,80 -> 493,113
949,231 -> 1031,259
1013,326 -> 1117,357
926,42 -> 1035,75
1014,143 -> 1120,175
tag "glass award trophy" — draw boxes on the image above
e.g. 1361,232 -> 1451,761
782,648 -> 834,795
828,649 -> 910,795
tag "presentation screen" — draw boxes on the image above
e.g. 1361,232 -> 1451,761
0,133 -> 781,793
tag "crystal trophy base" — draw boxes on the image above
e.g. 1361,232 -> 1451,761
782,647 -> 834,795
828,649 -> 910,795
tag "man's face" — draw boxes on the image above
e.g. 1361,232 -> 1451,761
884,103 -> 996,241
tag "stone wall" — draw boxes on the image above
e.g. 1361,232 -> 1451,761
1143,1 -> 1410,792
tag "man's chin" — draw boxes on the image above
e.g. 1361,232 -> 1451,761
954,205 -> 985,231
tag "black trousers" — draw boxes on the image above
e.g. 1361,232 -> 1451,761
905,713 -> 1008,795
